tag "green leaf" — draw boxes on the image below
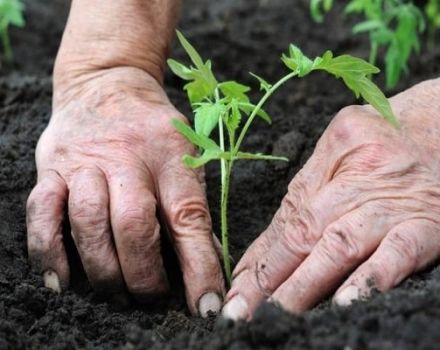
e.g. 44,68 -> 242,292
176,30 -> 204,69
316,54 -> 379,77
167,59 -> 193,80
0,0 -> 24,28
224,98 -> 241,133
171,31 -> 218,104
194,102 -> 226,137
218,81 -> 250,103
250,72 -> 272,92
238,102 -> 272,124
182,149 -> 223,168
352,20 -> 383,34
311,52 -> 398,127
172,118 -> 221,151
282,44 -> 313,76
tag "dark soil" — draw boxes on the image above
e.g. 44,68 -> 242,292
1,0 -> 439,349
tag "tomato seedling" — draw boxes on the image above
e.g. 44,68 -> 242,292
310,0 -> 425,89
0,0 -> 25,65
168,31 -> 397,283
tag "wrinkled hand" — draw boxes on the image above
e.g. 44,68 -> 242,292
223,79 -> 440,320
26,68 -> 224,316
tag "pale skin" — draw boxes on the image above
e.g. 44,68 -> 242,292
26,0 -> 440,319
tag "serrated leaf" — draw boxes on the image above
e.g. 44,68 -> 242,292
219,81 -> 250,103
250,72 -> 272,91
310,51 -> 398,126
172,118 -> 221,151
172,31 -> 218,104
227,99 -> 241,132
194,103 -> 225,137
316,54 -> 379,77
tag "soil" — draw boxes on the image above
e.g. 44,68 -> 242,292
0,0 -> 439,349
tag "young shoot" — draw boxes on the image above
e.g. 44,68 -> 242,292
0,0 -> 25,65
168,31 -> 397,284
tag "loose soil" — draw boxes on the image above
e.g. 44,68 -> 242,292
1,0 -> 440,349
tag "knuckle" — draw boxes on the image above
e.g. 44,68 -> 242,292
69,194 -> 108,228
168,197 -> 211,238
27,182 -> 64,219
114,204 -> 156,236
385,231 -> 419,266
320,225 -> 361,264
327,106 -> 370,146
281,210 -> 317,259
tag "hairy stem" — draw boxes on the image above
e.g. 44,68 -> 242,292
221,161 -> 233,284
215,88 -> 233,283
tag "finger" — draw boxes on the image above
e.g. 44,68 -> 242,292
27,171 -> 69,292
224,179 -> 362,320
158,160 -> 224,317
68,167 -> 124,294
232,155 -> 327,278
333,219 -> 440,306
109,169 -> 169,300
271,202 -> 402,313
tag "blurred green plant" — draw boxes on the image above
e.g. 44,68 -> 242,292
0,0 -> 25,64
310,0 -> 425,89
425,0 -> 440,47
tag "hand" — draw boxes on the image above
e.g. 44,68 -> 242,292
223,78 -> 440,320
26,67 -> 224,317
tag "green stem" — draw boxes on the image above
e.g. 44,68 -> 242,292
1,27 -> 13,65
221,161 -> 233,284
233,71 -> 297,155
215,88 -> 226,188
214,87 -> 233,283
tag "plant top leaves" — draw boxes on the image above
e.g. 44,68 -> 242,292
0,0 -> 24,29
282,45 -> 398,127
167,31 -> 217,104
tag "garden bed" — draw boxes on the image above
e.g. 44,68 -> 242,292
0,0 -> 439,348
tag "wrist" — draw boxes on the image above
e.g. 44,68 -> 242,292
54,0 -> 181,96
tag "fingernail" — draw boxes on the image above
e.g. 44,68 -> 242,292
333,285 -> 360,306
198,292 -> 222,318
222,294 -> 248,321
43,270 -> 61,293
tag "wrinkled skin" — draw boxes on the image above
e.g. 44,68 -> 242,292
26,67 -> 224,316
223,78 -> 440,320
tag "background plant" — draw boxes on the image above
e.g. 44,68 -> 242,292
425,0 -> 440,47
310,0 -> 425,89
168,31 -> 397,283
0,0 -> 25,65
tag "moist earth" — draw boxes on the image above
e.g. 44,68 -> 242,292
1,0 -> 439,349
